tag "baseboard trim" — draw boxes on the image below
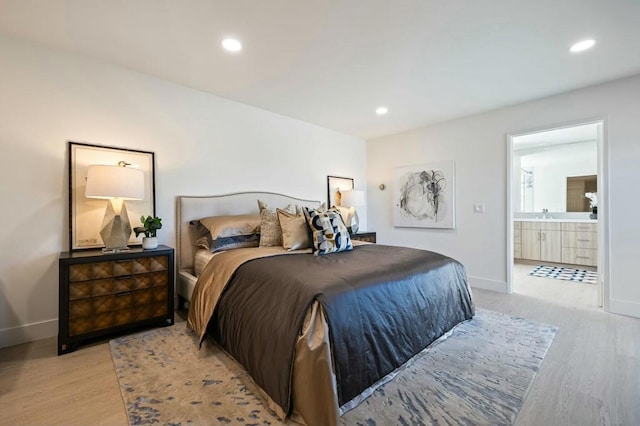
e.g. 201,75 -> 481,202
0,318 -> 58,349
608,298 -> 640,319
468,276 -> 508,293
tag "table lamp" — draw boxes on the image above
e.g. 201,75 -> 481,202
340,190 -> 365,234
85,163 -> 144,252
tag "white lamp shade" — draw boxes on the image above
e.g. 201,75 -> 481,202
85,165 -> 145,200
341,190 -> 365,207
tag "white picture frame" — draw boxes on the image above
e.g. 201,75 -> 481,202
326,175 -> 354,207
393,161 -> 455,229
69,141 -> 155,251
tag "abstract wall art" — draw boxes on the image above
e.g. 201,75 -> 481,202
393,161 -> 455,229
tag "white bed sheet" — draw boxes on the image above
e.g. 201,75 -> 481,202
194,249 -> 217,277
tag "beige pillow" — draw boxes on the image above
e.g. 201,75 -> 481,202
257,200 -> 295,247
277,208 -> 312,251
198,214 -> 261,239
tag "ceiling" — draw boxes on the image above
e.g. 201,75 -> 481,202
1,0 -> 639,140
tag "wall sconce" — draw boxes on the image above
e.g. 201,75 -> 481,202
85,163 -> 144,252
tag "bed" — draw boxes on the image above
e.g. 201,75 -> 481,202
176,192 -> 475,425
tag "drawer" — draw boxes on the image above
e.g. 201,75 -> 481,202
133,256 -> 168,273
562,222 -> 597,232
69,281 -> 92,300
69,261 -> 112,282
513,221 -> 522,231
114,291 -> 135,310
562,231 -> 597,249
514,229 -> 521,244
562,247 -> 598,266
520,221 -> 561,231
113,260 -> 134,276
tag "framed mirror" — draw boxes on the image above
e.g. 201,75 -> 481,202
68,141 -> 155,251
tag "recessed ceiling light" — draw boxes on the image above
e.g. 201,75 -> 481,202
376,106 -> 388,115
570,39 -> 596,53
222,38 -> 242,52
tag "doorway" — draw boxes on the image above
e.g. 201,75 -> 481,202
507,121 -> 606,310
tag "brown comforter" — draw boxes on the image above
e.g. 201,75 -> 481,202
188,244 -> 474,421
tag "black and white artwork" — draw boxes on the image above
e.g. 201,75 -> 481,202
393,161 -> 455,229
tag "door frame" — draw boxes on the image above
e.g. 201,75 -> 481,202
506,118 -> 609,310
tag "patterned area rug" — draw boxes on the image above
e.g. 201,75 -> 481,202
530,264 -> 598,284
110,309 -> 558,425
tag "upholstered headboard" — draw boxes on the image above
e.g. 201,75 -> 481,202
176,192 -> 320,273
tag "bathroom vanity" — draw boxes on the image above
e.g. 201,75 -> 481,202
514,219 -> 597,267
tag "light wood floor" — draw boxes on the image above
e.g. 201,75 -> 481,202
513,260 -> 600,310
2,289 -> 639,425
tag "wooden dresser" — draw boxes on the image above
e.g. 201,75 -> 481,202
58,245 -> 174,355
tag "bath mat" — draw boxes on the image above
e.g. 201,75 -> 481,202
529,264 -> 597,284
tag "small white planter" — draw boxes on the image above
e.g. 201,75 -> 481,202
142,237 -> 158,250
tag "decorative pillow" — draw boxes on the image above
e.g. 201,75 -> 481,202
305,207 -> 353,255
277,208 -> 312,251
257,200 -> 295,247
190,214 -> 261,251
195,233 -> 260,252
193,214 -> 261,239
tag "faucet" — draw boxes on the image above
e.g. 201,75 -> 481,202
542,208 -> 548,219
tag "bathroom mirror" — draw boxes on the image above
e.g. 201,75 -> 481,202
513,140 -> 597,213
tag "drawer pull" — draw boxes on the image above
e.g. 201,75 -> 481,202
115,275 -> 133,280
576,239 -> 591,242
115,260 -> 130,263
576,256 -> 591,259
116,291 -> 132,297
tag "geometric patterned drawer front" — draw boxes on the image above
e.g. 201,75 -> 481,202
114,276 -> 136,293
69,261 -> 112,281
69,299 -> 92,318
69,281 -> 92,300
114,292 -> 134,310
151,271 -> 168,287
68,285 -> 169,336
115,309 -> 135,326
113,260 -> 134,277
59,246 -> 174,354
133,256 -> 168,274
92,262 -> 113,279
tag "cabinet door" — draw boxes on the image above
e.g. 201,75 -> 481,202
521,229 -> 541,261
541,230 -> 562,263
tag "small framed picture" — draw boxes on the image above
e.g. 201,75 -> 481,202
326,175 -> 354,207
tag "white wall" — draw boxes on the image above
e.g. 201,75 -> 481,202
0,35 -> 366,347
367,74 -> 640,318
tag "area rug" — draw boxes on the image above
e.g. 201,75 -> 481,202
110,309 -> 558,425
529,264 -> 598,284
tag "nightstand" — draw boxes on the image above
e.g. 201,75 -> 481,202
351,232 -> 376,243
58,245 -> 174,355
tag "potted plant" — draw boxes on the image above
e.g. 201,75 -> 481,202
134,215 -> 162,249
